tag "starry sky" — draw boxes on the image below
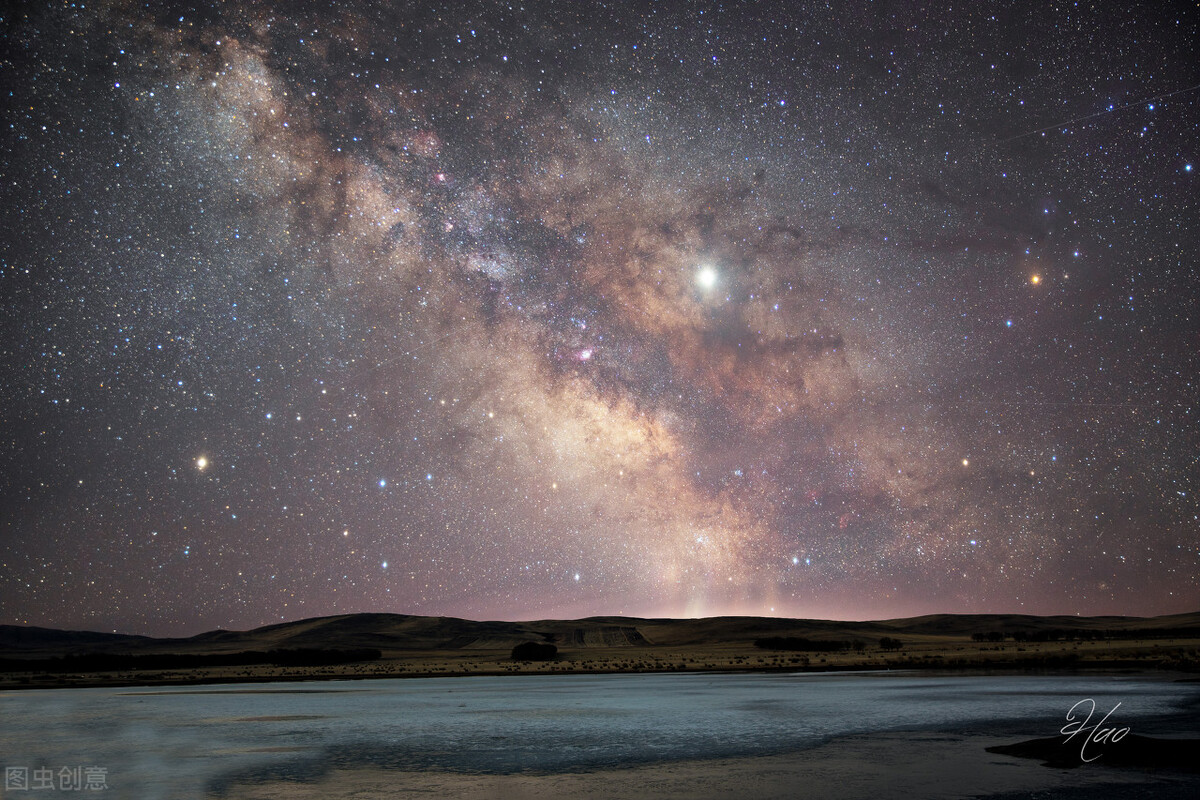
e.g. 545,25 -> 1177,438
1,1 -> 1197,637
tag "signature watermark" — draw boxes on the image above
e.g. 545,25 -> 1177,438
1061,699 -> 1130,762
4,766 -> 108,791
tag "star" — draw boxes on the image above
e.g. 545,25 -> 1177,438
1,0 -> 1193,635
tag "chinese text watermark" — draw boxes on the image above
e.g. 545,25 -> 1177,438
4,766 -> 108,791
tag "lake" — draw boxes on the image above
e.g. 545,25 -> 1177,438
1,671 -> 1196,798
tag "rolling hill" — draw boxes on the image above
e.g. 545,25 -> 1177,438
4,610 -> 1198,659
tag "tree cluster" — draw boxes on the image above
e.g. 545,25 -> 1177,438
754,637 -> 866,652
970,627 -> 1200,643
510,641 -> 558,661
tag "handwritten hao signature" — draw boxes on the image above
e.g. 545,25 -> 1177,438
1061,699 -> 1130,762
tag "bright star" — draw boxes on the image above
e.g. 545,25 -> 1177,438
196,456 -> 208,471
696,264 -> 718,290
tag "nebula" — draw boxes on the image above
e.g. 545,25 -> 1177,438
1,1 -> 1196,634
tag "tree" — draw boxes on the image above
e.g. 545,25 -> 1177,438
879,637 -> 903,651
511,641 -> 557,661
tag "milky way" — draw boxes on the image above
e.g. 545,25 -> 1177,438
2,1 -> 1197,635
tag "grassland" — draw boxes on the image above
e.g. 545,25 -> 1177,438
2,611 -> 1197,689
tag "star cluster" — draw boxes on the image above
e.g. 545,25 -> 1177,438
1,1 -> 1197,635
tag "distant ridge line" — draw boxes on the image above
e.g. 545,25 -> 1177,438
3,609 -> 1197,655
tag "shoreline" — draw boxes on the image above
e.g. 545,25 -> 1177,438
3,657 -> 1197,693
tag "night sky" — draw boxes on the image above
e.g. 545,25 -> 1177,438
2,2 -> 1197,637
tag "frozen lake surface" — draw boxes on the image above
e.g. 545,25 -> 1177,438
2,671 -> 1196,798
